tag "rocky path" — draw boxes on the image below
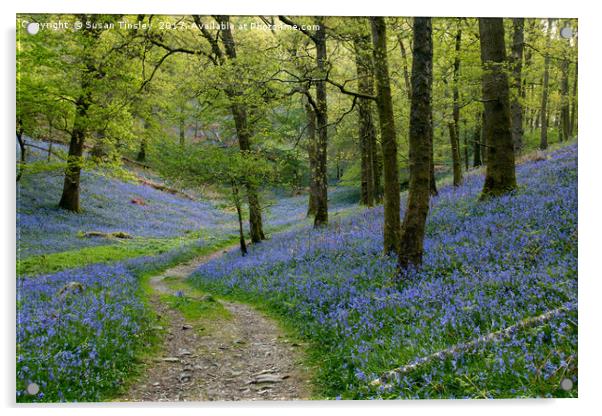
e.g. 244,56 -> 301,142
122,248 -> 311,402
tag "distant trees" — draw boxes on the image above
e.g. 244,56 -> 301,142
478,18 -> 517,197
16,14 -> 577,253
398,17 -> 433,268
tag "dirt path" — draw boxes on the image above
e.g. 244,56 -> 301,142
122,247 -> 311,402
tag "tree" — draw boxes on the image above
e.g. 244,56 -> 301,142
510,18 -> 525,153
479,18 -> 517,197
398,17 -> 433,269
353,24 -> 378,207
539,19 -> 553,150
473,111 -> 483,167
570,61 -> 578,137
449,19 -> 463,187
156,144 -> 275,256
57,20 -> 102,212
278,16 -> 330,227
370,16 -> 400,256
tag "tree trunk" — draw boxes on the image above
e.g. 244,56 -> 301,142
540,19 -> 553,150
397,34 -> 412,99
304,99 -> 319,217
217,16 -> 265,242
16,122 -> 25,182
313,17 -> 329,227
354,31 -> 377,207
59,93 -> 89,212
450,21 -> 463,187
463,121 -> 469,171
179,118 -> 185,146
398,16 -> 433,269
480,110 -> 487,164
429,109 -> 438,196
232,183 -> 248,256
560,57 -> 571,142
473,114 -> 482,167
136,139 -> 147,162
570,62 -> 577,137
373,143 -> 384,202
510,18 -> 525,153
478,18 -> 517,197
371,16 -> 401,256
448,122 -> 462,186
58,23 -> 98,213
229,102 -> 265,242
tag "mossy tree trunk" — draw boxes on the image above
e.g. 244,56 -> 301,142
58,21 -> 99,213
304,99 -> 319,217
354,31 -> 377,207
313,17 -> 329,228
371,16 -> 400,256
398,16 -> 433,269
450,20 -> 463,187
478,18 -> 517,198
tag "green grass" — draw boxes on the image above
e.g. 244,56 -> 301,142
17,231 -> 223,276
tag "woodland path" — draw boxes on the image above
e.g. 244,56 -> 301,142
122,246 -> 311,401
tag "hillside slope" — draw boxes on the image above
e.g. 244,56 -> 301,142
190,144 -> 578,399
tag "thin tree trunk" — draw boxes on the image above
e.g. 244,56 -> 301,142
398,16 -> 433,269
540,19 -> 553,150
179,118 -> 185,147
463,125 -> 469,171
371,16 -> 401,256
304,99 -> 319,217
217,15 -> 266,242
450,21 -> 463,186
473,114 -> 482,167
510,18 -> 525,153
16,123 -> 25,182
560,57 -> 570,142
570,62 -> 578,137
373,143 -> 384,202
313,17 -> 329,227
397,34 -> 412,99
479,18 -> 517,197
429,109 -> 438,196
354,31 -> 377,207
449,122 -> 462,186
137,138 -> 147,162
232,183 -> 248,256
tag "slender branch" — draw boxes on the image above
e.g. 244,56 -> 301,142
371,304 -> 574,387
278,16 -> 317,42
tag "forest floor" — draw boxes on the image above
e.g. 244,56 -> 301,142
121,245 -> 312,401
